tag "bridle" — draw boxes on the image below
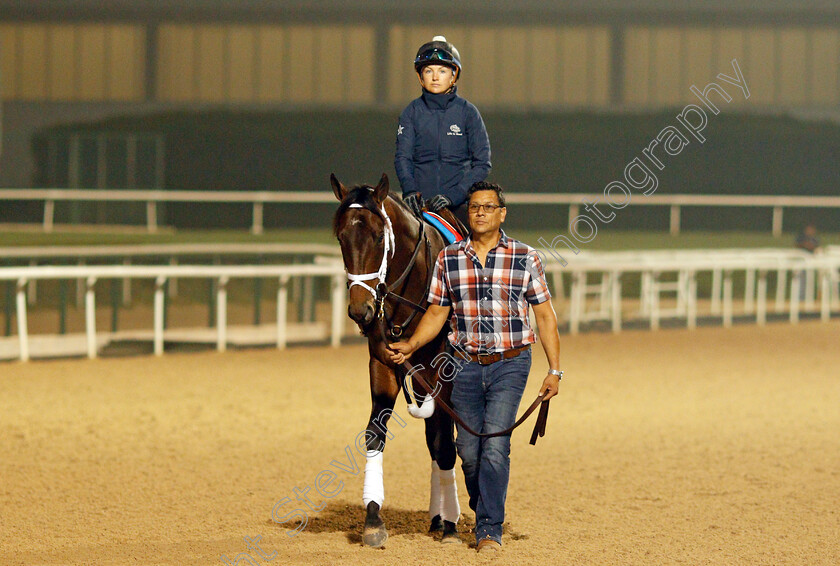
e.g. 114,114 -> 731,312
344,203 -> 395,299
343,200 -> 432,340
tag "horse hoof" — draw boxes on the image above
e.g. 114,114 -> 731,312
429,514 -> 443,532
441,520 -> 461,544
363,525 -> 388,548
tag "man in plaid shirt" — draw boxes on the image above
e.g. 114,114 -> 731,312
389,181 -> 562,553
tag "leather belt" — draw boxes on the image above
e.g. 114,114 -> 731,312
456,344 -> 531,365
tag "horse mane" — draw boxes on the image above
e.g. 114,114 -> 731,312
332,184 -> 412,236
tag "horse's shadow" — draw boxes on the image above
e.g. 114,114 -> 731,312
267,501 -> 528,545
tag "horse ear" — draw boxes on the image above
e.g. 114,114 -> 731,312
330,173 -> 348,201
373,173 -> 390,204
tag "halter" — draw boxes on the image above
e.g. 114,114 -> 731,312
344,202 -> 396,301
341,196 -> 431,339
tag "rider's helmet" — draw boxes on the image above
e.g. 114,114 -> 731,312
414,35 -> 461,80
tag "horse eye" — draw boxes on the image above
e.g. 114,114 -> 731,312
376,233 -> 384,243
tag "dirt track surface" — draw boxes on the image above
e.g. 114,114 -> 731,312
1,321 -> 839,565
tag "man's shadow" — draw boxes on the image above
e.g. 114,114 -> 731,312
268,501 -> 527,545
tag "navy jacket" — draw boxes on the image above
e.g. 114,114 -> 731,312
394,87 -> 491,208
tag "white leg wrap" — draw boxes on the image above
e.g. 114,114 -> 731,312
429,461 -> 441,520
439,467 -> 460,524
362,450 -> 384,508
407,394 -> 435,419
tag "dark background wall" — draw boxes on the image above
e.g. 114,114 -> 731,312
23,109 -> 840,232
5,1 -> 840,196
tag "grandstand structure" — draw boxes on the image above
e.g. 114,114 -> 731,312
2,1 -> 840,187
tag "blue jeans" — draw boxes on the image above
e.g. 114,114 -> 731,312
451,348 -> 532,544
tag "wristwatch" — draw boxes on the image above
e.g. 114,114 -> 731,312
548,369 -> 563,378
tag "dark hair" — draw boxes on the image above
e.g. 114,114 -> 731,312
468,181 -> 506,207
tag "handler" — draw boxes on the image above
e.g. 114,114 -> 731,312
395,35 -> 491,226
388,181 -> 562,553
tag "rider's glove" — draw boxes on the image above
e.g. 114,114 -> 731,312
403,192 -> 424,216
426,194 -> 452,213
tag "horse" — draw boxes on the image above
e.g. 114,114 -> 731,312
331,173 -> 462,547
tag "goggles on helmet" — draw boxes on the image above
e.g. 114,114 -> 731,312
414,47 -> 460,74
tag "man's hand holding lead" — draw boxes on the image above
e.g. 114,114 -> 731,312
388,341 -> 417,365
539,373 -> 561,400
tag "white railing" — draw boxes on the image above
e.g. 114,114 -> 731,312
0,242 -> 340,260
0,262 -> 347,362
0,188 -> 334,235
2,188 -> 840,236
547,250 -> 840,334
1,242 -> 342,315
2,249 -> 839,361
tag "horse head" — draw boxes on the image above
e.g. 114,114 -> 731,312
332,172 -> 400,329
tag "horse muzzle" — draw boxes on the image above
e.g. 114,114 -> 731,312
348,301 -> 376,326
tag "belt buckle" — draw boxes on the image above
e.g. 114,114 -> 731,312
477,352 -> 493,365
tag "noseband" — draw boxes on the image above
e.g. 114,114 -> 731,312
342,200 -> 431,339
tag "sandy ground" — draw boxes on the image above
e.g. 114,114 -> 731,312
1,321 -> 838,565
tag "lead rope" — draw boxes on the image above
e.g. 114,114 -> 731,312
400,359 -> 554,446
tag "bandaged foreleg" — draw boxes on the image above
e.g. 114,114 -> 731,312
429,460 -> 441,520
362,450 -> 384,508
438,467 -> 460,523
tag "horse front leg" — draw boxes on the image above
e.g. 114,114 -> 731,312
425,404 -> 461,544
425,425 -> 443,533
362,357 -> 400,548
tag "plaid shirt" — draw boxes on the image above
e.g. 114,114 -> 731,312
427,230 -> 552,355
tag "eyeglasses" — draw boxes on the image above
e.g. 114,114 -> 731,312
468,203 -> 503,214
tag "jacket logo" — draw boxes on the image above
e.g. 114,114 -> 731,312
447,124 -> 462,136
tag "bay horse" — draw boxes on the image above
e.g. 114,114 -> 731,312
331,173 -> 462,547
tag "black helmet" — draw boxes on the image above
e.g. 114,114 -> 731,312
414,35 -> 461,78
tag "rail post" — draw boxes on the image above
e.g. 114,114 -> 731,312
252,202 -> 264,235
43,199 -> 55,232
85,277 -> 97,359
276,274 -> 289,349
772,206 -> 783,237
217,275 -> 228,352
16,278 -> 29,361
154,276 -> 166,355
669,205 -> 681,235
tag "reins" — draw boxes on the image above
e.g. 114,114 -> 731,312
376,219 -> 432,339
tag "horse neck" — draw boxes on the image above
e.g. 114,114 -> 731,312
382,197 -> 426,283
383,197 -> 420,246
386,196 -> 448,259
